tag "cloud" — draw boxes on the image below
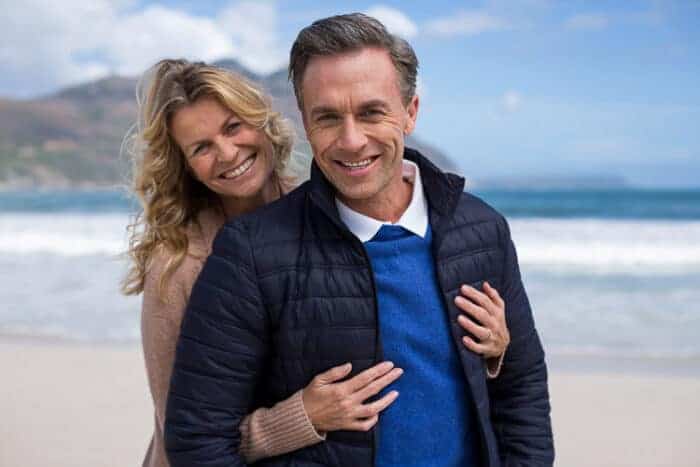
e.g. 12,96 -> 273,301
425,10 -> 510,36
0,0 -> 286,98
564,13 -> 609,30
365,5 -> 418,38
217,2 -> 288,73
500,90 -> 522,113
106,5 -> 235,76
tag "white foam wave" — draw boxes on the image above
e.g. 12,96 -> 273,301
1,213 -> 131,256
2,215 -> 700,274
510,218 -> 700,274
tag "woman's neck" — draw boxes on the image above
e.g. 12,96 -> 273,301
219,176 -> 282,220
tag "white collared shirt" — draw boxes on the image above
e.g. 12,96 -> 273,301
335,160 -> 429,242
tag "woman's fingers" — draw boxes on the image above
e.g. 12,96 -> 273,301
304,362 -> 401,433
348,414 -> 379,432
352,367 -> 403,402
462,335 -> 489,355
457,314 -> 491,341
314,362 -> 353,385
454,295 -> 493,328
482,281 -> 505,310
342,361 -> 395,393
354,390 -> 399,419
460,284 -> 500,315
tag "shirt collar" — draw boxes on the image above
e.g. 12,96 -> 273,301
335,160 -> 429,242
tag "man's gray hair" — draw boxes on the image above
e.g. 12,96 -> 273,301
288,13 -> 419,108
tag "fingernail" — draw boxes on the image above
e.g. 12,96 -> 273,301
382,361 -> 394,370
454,296 -> 466,305
483,281 -> 490,288
458,315 -> 467,323
395,368 -> 404,375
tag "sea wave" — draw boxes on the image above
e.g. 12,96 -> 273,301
510,218 -> 700,274
2,214 -> 698,356
1,213 -> 130,256
3,214 -> 699,274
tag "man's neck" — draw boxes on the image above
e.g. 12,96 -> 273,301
338,177 -> 413,223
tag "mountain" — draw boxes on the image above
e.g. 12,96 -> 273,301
0,60 -> 457,189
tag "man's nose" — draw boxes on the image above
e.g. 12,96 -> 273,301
337,117 -> 368,153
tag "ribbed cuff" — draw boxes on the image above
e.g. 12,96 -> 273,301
486,350 -> 506,379
240,389 -> 325,463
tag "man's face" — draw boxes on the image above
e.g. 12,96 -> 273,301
300,47 -> 418,209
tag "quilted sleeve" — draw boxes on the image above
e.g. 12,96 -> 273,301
164,221 -> 268,467
487,217 -> 555,466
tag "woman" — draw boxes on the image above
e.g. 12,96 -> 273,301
123,59 -> 509,467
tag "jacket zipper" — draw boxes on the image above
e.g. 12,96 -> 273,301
355,237 -> 382,467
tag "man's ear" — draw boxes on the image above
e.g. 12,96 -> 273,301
404,94 -> 419,135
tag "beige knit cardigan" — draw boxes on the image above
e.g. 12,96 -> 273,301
140,207 -> 324,467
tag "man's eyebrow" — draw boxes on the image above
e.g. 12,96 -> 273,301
358,99 -> 389,111
309,106 -> 338,119
310,100 -> 390,119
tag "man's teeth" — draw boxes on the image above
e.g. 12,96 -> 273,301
340,158 -> 373,168
221,157 -> 255,179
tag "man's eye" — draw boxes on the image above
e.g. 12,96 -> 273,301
317,114 -> 339,123
361,109 -> 383,118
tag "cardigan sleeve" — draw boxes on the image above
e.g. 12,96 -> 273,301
141,250 -> 190,467
486,351 -> 506,379
239,389 -> 326,462
142,248 -> 322,466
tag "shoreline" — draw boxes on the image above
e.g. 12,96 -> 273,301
4,332 -> 700,376
2,336 -> 699,467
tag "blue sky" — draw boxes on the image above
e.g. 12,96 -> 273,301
2,1 -> 699,187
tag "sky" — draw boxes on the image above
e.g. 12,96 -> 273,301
2,0 -> 699,187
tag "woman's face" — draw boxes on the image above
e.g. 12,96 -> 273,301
170,96 -> 276,205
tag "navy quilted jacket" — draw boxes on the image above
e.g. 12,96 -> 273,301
164,148 -> 554,467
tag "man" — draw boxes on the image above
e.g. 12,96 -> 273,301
165,13 -> 553,467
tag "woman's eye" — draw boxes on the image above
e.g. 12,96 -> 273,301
191,143 -> 208,157
225,122 -> 241,133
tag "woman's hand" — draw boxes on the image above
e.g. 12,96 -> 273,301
454,281 -> 510,359
302,361 -> 403,433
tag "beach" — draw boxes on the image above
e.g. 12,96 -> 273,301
2,191 -> 699,466
2,336 -> 699,467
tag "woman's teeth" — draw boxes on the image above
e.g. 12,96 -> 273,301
221,156 -> 255,179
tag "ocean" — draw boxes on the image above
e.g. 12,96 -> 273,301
1,189 -> 699,360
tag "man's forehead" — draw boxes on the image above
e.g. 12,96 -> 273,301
301,48 -> 401,107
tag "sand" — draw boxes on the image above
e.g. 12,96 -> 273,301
2,337 -> 699,467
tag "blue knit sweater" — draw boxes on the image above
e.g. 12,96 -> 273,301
365,225 -> 478,467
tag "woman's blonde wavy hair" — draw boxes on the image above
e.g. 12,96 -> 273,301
122,58 -> 294,299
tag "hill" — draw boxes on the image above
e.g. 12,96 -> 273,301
0,60 -> 457,189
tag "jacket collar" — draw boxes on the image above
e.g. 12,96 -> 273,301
308,147 -> 465,235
